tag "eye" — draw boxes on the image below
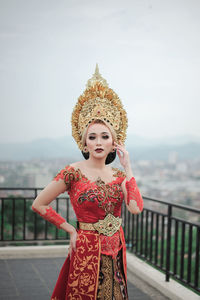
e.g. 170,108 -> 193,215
102,135 -> 109,139
88,136 -> 95,140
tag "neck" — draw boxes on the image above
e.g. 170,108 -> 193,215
86,156 -> 107,170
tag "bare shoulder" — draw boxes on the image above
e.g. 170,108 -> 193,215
69,161 -> 85,169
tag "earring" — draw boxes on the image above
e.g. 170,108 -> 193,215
84,146 -> 88,153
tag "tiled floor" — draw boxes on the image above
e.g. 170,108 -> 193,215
0,257 -> 152,300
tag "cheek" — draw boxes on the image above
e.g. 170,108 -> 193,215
104,138 -> 113,147
86,139 -> 95,148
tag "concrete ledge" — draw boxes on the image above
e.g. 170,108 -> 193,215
126,251 -> 199,300
0,245 -> 69,259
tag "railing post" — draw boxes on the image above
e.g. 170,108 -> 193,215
34,188 -> 38,240
1,199 -> 4,241
166,204 -> 172,281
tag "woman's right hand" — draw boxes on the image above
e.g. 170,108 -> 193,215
69,229 -> 77,258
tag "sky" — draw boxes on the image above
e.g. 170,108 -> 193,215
0,0 -> 200,144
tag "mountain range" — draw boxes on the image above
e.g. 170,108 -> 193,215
0,134 -> 200,161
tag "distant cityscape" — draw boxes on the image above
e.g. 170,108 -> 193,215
0,150 -> 199,212
0,134 -> 200,225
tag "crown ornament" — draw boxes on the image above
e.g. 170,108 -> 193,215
86,64 -> 108,88
71,64 -> 128,150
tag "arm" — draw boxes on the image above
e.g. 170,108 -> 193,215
32,180 -> 75,233
32,169 -> 77,256
114,142 -> 144,214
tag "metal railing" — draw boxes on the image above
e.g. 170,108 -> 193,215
0,188 -> 200,294
0,188 -> 71,243
122,195 -> 200,294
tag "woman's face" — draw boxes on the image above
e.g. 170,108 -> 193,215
85,123 -> 114,159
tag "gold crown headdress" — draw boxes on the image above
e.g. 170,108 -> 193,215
71,64 -> 128,150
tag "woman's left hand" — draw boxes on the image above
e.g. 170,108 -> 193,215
114,141 -> 131,170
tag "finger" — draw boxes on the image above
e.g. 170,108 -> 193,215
114,141 -> 121,147
117,149 -> 122,159
114,142 -> 125,151
113,143 -> 119,150
117,140 -> 124,146
114,141 -> 122,148
116,144 -> 129,157
116,146 -> 125,156
71,238 -> 77,251
73,241 -> 76,252
69,247 -> 71,258
114,143 -> 122,151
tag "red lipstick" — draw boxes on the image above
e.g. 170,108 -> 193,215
95,148 -> 103,153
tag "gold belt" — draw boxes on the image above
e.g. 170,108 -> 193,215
79,213 -> 122,237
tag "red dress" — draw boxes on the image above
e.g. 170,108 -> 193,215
51,165 -> 130,300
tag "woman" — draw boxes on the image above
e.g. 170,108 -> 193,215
32,65 -> 144,300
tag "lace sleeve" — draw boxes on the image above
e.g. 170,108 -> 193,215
53,165 -> 79,190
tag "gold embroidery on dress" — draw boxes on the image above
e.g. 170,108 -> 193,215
76,166 -> 125,185
55,166 -> 125,213
97,255 -> 113,299
54,166 -> 84,190
112,168 -> 126,179
67,232 -> 100,299
76,168 -> 124,215
77,181 -> 122,214
97,253 -> 128,300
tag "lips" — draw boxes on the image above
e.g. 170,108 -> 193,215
95,148 -> 104,153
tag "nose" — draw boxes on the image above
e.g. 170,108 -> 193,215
96,136 -> 102,145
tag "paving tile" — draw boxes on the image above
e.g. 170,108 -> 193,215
0,287 -> 18,297
0,257 -> 154,299
17,288 -> 50,295
0,296 -> 20,300
21,295 -> 50,300
0,276 -> 13,285
127,281 -> 152,300
15,281 -> 45,289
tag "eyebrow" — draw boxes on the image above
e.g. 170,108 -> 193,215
88,132 -> 110,135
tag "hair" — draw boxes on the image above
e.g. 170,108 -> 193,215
81,119 -> 117,164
